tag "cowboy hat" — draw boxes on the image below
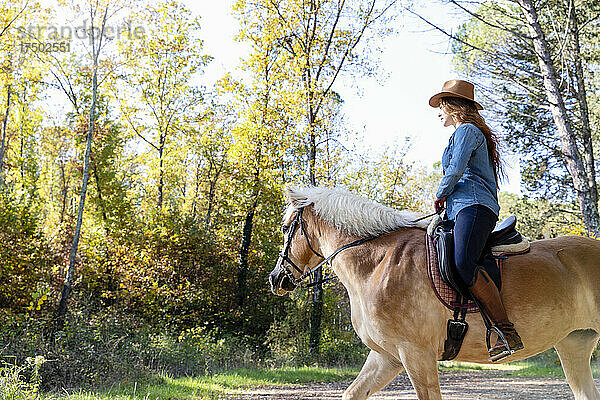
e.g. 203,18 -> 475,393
429,79 -> 483,110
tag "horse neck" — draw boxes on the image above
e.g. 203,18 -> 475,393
304,207 -> 382,289
304,207 -> 425,294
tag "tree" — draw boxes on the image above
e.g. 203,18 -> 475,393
116,0 -> 210,211
235,0 -> 398,359
515,0 -> 600,236
0,0 -> 39,187
55,0 -> 110,331
433,0 -> 600,237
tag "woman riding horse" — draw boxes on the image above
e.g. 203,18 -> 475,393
429,79 -> 524,360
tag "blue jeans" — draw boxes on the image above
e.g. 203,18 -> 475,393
453,204 -> 498,287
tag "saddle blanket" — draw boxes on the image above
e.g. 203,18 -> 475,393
425,231 -> 531,313
426,232 -> 481,313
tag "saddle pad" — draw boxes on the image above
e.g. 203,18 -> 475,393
425,233 -> 480,314
492,237 -> 530,255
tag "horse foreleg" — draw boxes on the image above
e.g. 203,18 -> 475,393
398,344 -> 442,400
342,349 -> 404,400
554,329 -> 600,400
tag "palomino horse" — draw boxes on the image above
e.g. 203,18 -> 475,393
268,186 -> 600,400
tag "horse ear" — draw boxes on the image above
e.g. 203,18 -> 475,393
285,186 -> 309,208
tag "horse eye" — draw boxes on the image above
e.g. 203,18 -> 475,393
282,225 -> 289,233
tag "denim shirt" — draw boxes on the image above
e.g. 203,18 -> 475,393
436,123 -> 500,220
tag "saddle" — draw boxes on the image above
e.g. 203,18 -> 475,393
426,214 -> 530,360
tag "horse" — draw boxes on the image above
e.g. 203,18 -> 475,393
268,186 -> 600,400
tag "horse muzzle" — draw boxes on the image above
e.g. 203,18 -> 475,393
269,264 -> 297,296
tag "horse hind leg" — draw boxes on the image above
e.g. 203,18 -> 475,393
342,350 -> 404,400
554,329 -> 600,400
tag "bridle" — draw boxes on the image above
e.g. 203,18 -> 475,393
277,207 -> 441,289
278,207 -> 379,288
277,207 -> 330,288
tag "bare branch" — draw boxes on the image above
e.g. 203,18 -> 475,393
448,0 -> 532,41
0,0 -> 29,39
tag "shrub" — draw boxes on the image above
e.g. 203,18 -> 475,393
0,356 -> 45,400
264,286 -> 367,368
0,192 -> 58,312
1,307 -> 265,390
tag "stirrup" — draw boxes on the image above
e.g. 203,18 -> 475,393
486,325 -> 514,362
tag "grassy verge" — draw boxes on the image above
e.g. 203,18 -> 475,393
440,360 -> 600,379
52,361 -> 599,399
51,366 -> 360,400
6,359 -> 597,399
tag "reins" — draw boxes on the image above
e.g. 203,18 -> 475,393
411,209 -> 444,223
278,206 -> 444,289
298,233 -> 380,287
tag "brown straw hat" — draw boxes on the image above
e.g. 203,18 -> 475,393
429,79 -> 483,110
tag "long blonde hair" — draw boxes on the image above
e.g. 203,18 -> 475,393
440,97 -> 505,186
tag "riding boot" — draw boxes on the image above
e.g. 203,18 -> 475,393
469,268 -> 524,360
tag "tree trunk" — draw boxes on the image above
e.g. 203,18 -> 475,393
192,160 -> 202,219
19,87 -> 25,191
158,134 -> 164,210
307,114 -> 322,361
236,181 -> 260,309
60,163 -> 68,223
0,84 -> 11,187
236,208 -> 254,308
516,0 -> 600,237
93,164 -> 108,225
55,8 -> 106,331
567,0 -> 597,207
205,159 -> 224,230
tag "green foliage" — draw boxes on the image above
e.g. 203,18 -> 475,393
0,356 -> 46,400
0,307 -> 265,389
0,191 -> 58,312
78,209 -> 235,330
341,143 -> 439,213
265,287 -> 368,367
499,192 -> 586,239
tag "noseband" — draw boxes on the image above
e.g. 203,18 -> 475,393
277,207 -> 324,288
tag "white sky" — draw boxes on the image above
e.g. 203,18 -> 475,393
186,0 -> 522,195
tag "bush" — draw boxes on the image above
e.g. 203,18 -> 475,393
0,192 -> 59,312
0,356 -> 45,400
264,286 -> 367,368
77,210 -> 237,331
0,308 -> 264,390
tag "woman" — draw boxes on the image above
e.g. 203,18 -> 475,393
429,79 -> 523,361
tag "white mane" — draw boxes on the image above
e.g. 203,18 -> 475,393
283,186 -> 431,237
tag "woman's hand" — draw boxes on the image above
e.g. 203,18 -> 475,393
434,197 -> 446,213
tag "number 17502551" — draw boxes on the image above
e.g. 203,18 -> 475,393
19,42 -> 71,53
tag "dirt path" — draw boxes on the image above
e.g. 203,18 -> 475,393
227,370 -> 599,399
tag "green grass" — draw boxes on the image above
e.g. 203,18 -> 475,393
30,360 -> 600,399
439,361 -> 524,372
51,366 -> 360,400
440,360 -> 600,379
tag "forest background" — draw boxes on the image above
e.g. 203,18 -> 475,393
0,0 -> 598,393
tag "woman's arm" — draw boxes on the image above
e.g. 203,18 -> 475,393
435,124 -> 484,199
